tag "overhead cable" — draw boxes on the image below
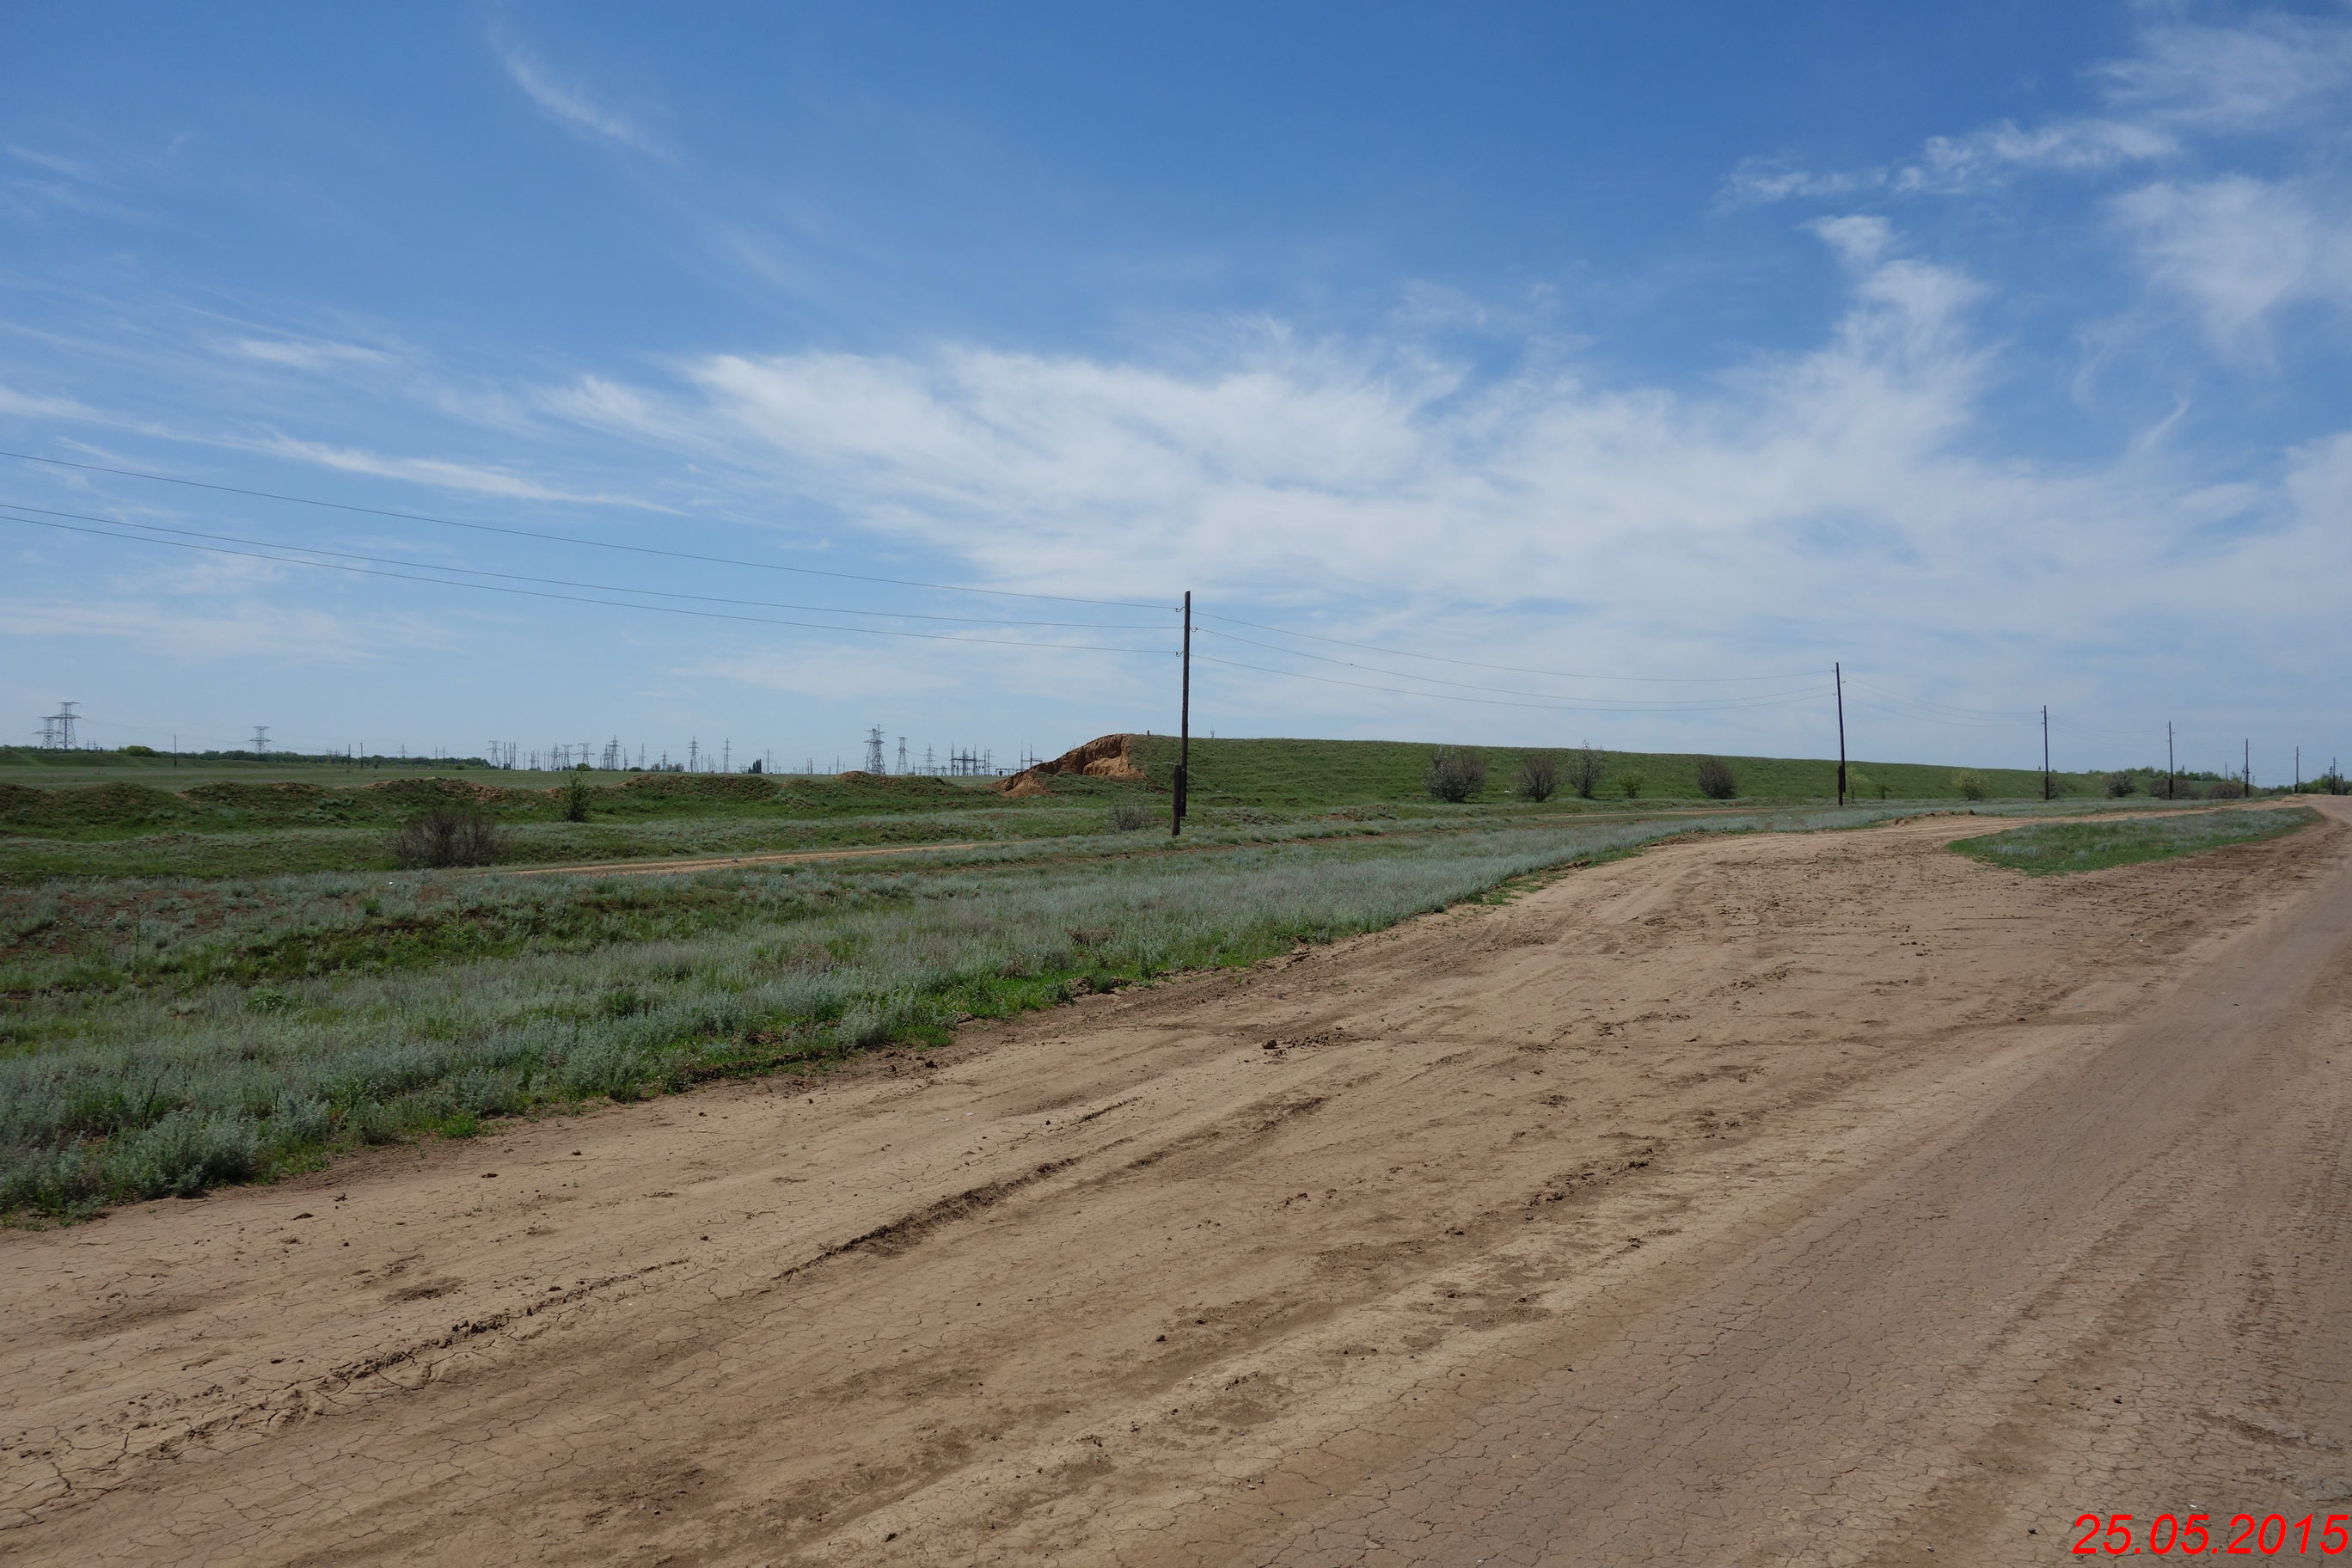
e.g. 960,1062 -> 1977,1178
0,501 -> 1168,632
1195,653 -> 1831,715
0,449 -> 1173,609
1197,625 -> 1826,709
0,512 -> 1175,655
1197,610 -> 1818,683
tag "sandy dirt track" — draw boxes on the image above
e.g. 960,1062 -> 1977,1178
5,805 -> 2349,1565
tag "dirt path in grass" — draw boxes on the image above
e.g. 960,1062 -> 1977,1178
6,805 -> 2350,1565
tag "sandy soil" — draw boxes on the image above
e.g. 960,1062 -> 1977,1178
4,805 -> 2349,1566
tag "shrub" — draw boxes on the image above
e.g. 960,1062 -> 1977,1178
1513,752 -> 1560,802
1565,743 -> 1608,799
1618,770 -> 1644,799
1424,747 -> 1487,802
1106,799 -> 1155,832
2150,775 -> 2192,799
560,772 -> 592,823
388,808 -> 505,869
2206,777 -> 2246,799
2104,772 -> 2137,798
1694,757 -> 1737,799
1846,768 -> 1890,800
1953,770 -> 1988,801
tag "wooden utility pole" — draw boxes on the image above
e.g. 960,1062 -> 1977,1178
2244,738 -> 2251,797
1834,662 -> 1847,806
1172,591 -> 1191,836
2042,705 -> 2051,800
2168,722 -> 2175,801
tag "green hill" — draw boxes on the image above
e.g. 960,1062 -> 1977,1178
1126,734 -> 2108,807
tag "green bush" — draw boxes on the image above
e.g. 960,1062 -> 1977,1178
1513,753 -> 1560,802
1695,757 -> 1737,799
1565,743 -> 1607,799
1424,747 -> 1487,802
1953,770 -> 1988,800
1618,770 -> 1644,799
388,808 -> 505,868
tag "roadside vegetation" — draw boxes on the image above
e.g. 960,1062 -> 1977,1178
6,804 -> 1928,1221
1950,805 -> 2318,876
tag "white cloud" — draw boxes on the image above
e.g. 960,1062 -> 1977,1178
2110,175 -> 2352,351
1728,11 -> 2352,206
1720,159 -> 1888,207
1896,119 -> 2177,194
0,383 -> 98,420
0,597 -> 432,662
491,31 -> 661,155
230,337 -> 390,371
2095,14 -> 2352,132
245,433 -> 660,507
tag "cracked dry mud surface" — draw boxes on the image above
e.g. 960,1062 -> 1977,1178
5,805 -> 2350,1565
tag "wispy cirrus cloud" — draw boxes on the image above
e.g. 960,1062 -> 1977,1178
1724,11 -> 2352,208
490,28 -> 663,155
230,336 -> 391,371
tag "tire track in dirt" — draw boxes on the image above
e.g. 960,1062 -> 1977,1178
1,807 -> 2343,1565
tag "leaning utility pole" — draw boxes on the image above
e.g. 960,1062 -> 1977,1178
1834,663 -> 1847,806
2042,705 -> 2051,801
1172,591 -> 1192,836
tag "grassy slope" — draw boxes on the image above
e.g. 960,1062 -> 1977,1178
1130,734 -> 2108,806
1950,805 -> 2318,875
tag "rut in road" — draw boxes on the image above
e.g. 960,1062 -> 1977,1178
1,805 -> 2344,1566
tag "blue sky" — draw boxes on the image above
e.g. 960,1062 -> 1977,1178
3,3 -> 2348,778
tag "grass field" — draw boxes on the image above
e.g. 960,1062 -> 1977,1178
5,736 -> 2264,885
3,803 -> 1967,1219
1950,806 -> 2318,875
1129,734 -> 2133,806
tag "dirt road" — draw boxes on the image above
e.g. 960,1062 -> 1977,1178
5,806 -> 2348,1565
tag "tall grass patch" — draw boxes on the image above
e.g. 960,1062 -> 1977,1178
1949,806 -> 2318,877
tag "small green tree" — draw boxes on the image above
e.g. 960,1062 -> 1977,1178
1953,770 -> 1988,800
1618,770 -> 1644,799
561,771 -> 592,823
1695,756 -> 1737,799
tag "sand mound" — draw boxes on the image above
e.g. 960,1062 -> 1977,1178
996,734 -> 1149,795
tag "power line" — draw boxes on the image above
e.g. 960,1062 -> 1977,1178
1195,652 -> 1831,714
1197,625 -> 1825,708
0,500 -> 1170,632
0,511 -> 1179,655
0,449 -> 1173,609
1195,610 -> 1818,683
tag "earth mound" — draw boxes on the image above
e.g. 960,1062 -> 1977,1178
997,734 -> 1149,797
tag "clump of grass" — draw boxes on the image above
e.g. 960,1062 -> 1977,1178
1950,805 -> 2316,877
1105,799 -> 1155,832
